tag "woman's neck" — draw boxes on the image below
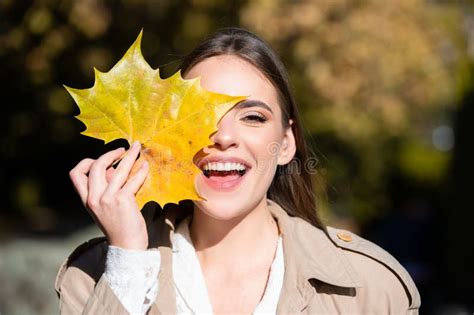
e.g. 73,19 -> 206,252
188,198 -> 279,271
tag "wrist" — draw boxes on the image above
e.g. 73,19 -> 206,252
109,238 -> 148,250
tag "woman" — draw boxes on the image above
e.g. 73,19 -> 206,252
55,28 -> 420,314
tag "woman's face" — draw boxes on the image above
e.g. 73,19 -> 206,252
185,55 -> 296,220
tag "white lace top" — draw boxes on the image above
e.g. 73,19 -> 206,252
104,216 -> 284,314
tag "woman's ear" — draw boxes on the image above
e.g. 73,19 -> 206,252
278,119 -> 296,165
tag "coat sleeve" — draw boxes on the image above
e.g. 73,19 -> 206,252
55,237 -> 130,315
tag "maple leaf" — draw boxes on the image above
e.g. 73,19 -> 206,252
65,30 -> 245,209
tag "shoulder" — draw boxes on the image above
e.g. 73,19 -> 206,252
54,202 -> 179,296
55,237 -> 108,296
326,226 -> 421,311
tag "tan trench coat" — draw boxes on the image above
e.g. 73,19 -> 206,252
55,200 -> 420,314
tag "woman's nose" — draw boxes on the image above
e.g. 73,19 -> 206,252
210,113 -> 238,150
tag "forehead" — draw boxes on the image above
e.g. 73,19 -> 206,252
184,55 -> 280,112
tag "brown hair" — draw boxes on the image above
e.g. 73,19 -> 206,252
179,27 -> 323,229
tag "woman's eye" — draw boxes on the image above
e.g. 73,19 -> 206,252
241,113 -> 267,124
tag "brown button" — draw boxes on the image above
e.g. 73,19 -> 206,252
337,231 -> 353,242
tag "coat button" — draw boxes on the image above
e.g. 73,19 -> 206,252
337,231 -> 353,242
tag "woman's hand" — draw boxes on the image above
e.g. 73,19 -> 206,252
69,141 -> 150,250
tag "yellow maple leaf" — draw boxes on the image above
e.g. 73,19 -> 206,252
65,30 -> 245,209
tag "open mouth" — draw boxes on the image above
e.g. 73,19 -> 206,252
198,161 -> 250,191
202,162 -> 247,179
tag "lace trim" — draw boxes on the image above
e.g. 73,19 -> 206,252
104,245 -> 161,314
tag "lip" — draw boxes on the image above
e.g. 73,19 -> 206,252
196,155 -> 252,192
198,171 -> 248,192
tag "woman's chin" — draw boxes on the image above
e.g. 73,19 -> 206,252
192,198 -> 250,221
192,171 -> 271,221
193,175 -> 247,217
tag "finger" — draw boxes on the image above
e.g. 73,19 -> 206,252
106,167 -> 116,183
88,147 -> 126,202
69,158 -> 95,205
106,141 -> 141,193
122,161 -> 149,195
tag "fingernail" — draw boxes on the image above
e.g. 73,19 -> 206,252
142,161 -> 149,169
133,140 -> 140,149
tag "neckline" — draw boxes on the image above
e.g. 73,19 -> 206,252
172,215 -> 284,313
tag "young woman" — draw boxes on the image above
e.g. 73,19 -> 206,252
55,28 -> 420,314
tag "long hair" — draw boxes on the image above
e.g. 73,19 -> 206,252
179,27 -> 323,229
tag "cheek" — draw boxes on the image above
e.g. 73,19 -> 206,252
241,127 -> 282,168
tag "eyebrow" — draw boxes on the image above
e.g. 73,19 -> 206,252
235,100 -> 274,114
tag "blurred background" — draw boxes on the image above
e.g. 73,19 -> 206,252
1,0 -> 473,314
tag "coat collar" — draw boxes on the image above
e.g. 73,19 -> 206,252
150,199 -> 362,313
266,199 -> 362,288
266,199 -> 363,312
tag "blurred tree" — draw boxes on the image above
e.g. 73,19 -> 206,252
241,0 -> 466,222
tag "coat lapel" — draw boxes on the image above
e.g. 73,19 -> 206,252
267,200 -> 362,313
149,200 -> 362,314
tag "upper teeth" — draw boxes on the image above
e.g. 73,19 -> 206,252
203,162 -> 247,171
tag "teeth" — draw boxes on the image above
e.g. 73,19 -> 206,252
203,162 -> 247,171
